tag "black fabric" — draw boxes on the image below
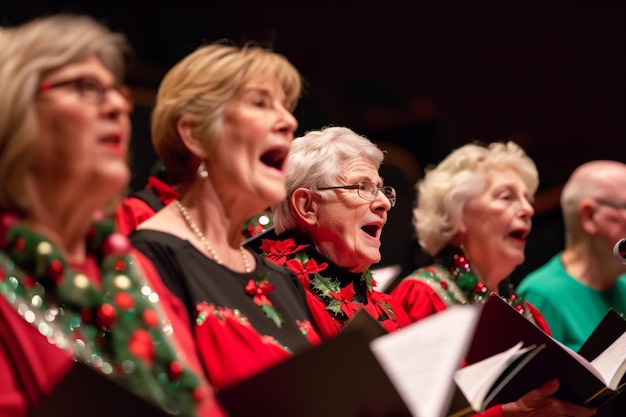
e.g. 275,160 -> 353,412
128,188 -> 165,213
130,229 -> 316,353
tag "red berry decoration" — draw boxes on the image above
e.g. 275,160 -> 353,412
114,291 -> 134,310
143,308 -> 159,328
97,303 -> 117,329
102,233 -> 131,256
129,329 -> 155,363
168,360 -> 184,380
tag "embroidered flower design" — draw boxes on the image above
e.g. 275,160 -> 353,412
245,277 -> 283,328
297,320 -> 314,335
260,238 -> 308,266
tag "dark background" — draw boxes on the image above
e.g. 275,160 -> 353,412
3,0 -> 625,283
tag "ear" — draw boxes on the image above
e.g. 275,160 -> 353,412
450,232 -> 465,247
579,200 -> 597,234
450,222 -> 467,247
177,115 -> 208,159
291,188 -> 318,225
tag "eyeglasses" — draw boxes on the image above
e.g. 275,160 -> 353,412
39,76 -> 129,104
595,199 -> 626,210
318,181 -> 396,207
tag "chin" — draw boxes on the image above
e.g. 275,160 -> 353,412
360,251 -> 381,268
505,255 -> 525,272
260,187 -> 287,207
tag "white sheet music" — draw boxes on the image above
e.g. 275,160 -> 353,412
369,305 -> 480,417
591,331 -> 626,389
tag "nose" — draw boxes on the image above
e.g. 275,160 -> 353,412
520,197 -> 534,219
372,190 -> 392,212
102,86 -> 133,118
276,105 -> 298,137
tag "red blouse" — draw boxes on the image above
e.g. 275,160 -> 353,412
115,176 -> 178,236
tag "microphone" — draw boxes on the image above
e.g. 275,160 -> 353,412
613,239 -> 626,264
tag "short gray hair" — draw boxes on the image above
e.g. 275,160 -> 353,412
273,126 -> 385,233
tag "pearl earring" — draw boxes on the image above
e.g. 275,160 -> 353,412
197,162 -> 208,179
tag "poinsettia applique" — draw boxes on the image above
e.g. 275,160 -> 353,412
260,238 -> 308,266
286,257 -> 328,287
245,277 -> 283,327
328,284 -> 361,317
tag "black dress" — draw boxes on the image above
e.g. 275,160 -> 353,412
130,229 -> 318,354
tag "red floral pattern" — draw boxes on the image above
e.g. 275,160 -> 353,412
260,238 -> 308,266
260,236 -> 407,336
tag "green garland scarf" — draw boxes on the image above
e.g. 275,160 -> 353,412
0,213 -> 203,416
408,246 -> 531,319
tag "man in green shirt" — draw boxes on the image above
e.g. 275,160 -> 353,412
518,160 -> 626,351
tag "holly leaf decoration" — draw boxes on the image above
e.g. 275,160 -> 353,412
382,302 -> 395,318
261,302 -> 283,328
310,273 -> 340,299
326,299 -> 343,315
361,269 -> 375,290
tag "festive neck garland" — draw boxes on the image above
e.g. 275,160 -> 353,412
0,213 -> 203,416
411,245 -> 529,317
258,232 -> 400,331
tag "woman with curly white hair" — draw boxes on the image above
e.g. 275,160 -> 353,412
392,141 -> 596,417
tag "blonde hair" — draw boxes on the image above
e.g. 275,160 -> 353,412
0,14 -> 128,213
273,126 -> 385,233
151,42 -> 302,189
415,141 -> 538,255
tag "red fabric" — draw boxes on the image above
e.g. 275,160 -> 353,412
145,176 -> 178,206
475,404 -> 504,417
391,278 -> 449,322
194,303 -> 294,390
391,278 -> 552,334
0,250 -> 224,417
306,288 -> 412,339
115,177 -> 178,236
524,302 -> 552,335
0,295 -> 74,417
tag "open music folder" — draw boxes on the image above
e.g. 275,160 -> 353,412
460,294 -> 626,414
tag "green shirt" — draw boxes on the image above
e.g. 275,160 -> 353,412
518,252 -> 626,351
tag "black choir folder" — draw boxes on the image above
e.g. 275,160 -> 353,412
455,294 -> 626,415
31,362 -> 178,417
217,304 -> 482,417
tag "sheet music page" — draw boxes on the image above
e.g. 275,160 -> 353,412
553,336 -> 608,383
369,305 -> 480,417
590,331 -> 626,388
453,342 -> 524,411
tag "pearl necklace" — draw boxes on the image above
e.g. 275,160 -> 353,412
174,200 -> 251,273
